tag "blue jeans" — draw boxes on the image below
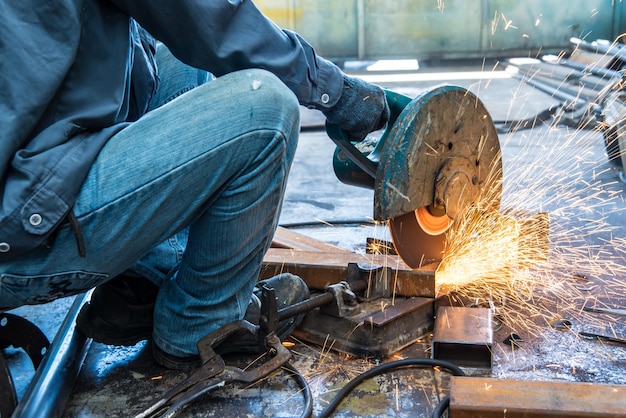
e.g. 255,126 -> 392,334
0,45 -> 300,357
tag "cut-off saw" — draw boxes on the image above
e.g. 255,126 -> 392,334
327,85 -> 503,268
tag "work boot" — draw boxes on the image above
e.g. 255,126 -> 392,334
152,273 -> 310,371
76,274 -> 158,346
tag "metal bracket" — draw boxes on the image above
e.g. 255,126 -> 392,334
0,312 -> 50,369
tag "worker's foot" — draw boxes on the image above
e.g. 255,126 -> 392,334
153,273 -> 310,371
76,274 -> 158,346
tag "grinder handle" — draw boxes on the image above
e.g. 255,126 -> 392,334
326,89 -> 412,179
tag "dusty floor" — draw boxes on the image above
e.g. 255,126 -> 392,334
4,60 -> 626,417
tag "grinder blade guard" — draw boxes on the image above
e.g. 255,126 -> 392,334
327,85 -> 503,267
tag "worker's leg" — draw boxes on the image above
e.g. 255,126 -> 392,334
125,42 -> 212,284
0,68 -> 300,358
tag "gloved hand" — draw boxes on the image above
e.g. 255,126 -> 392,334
323,75 -> 390,142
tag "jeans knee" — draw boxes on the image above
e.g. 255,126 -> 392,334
238,69 -> 300,150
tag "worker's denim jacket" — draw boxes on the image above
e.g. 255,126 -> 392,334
0,0 -> 342,261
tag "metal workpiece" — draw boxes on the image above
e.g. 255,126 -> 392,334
261,259 -> 436,359
261,248 -> 438,297
449,377 -> 626,417
294,296 -> 435,359
432,306 -> 493,370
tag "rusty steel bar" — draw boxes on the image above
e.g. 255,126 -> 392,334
449,376 -> 626,417
261,249 -> 438,297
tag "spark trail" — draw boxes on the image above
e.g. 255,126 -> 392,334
434,50 -> 626,337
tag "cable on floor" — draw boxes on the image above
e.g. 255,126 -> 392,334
316,358 -> 465,418
282,363 -> 314,418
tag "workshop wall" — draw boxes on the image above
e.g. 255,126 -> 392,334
256,0 -> 626,62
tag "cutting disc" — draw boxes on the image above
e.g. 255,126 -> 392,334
375,86 -> 502,268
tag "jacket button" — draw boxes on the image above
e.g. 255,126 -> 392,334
321,93 -> 330,104
0,242 -> 10,252
29,213 -> 43,226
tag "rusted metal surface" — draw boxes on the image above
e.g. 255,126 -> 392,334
449,376 -> 626,417
260,248 -> 437,297
432,307 -> 493,370
294,296 -> 434,358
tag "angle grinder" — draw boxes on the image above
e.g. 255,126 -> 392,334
327,85 -> 503,268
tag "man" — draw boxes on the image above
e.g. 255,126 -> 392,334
0,0 -> 389,370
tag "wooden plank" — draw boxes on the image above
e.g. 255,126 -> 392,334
271,226 -> 351,253
450,376 -> 626,417
261,248 -> 436,297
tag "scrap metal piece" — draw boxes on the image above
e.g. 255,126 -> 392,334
550,318 -> 572,330
432,306 -> 493,369
503,332 -> 524,347
579,331 -> 626,346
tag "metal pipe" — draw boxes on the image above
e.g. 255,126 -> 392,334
277,279 -> 367,321
12,292 -> 92,418
542,54 -> 621,80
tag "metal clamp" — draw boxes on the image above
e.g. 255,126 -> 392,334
321,281 -> 359,317
136,320 -> 291,418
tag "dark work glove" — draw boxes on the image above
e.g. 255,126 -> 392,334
323,75 -> 390,142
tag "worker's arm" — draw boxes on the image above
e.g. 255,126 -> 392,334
110,0 -> 389,140
110,0 -> 341,111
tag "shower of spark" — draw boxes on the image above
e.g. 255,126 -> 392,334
433,43 -> 626,336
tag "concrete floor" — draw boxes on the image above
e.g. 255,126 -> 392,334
4,60 -> 626,417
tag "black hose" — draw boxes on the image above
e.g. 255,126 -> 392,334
317,359 -> 464,418
431,395 -> 450,418
282,364 -> 314,418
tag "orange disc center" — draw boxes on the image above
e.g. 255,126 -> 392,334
415,207 -> 452,236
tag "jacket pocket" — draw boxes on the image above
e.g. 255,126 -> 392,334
0,270 -> 108,309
